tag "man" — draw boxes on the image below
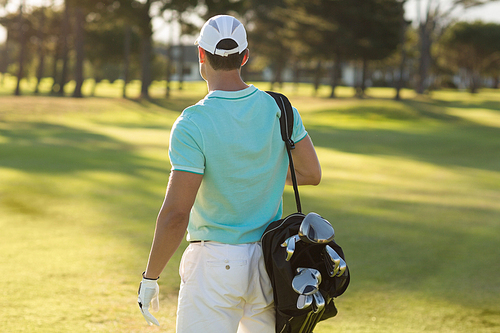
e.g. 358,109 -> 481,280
138,14 -> 321,332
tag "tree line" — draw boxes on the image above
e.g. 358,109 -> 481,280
0,0 -> 499,99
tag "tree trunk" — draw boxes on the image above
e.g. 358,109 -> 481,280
417,17 -> 433,94
58,0 -> 70,96
470,70 -> 480,94
165,44 -> 172,98
276,61 -> 284,89
138,0 -> 153,99
270,60 -> 284,91
329,53 -> 341,98
140,36 -> 152,99
34,7 -> 46,94
50,45 -> 60,93
123,25 -> 131,99
313,60 -> 322,95
362,58 -> 368,94
178,44 -> 185,90
356,58 -> 368,98
395,16 -> 408,100
329,64 -> 336,98
395,52 -> 406,100
91,78 -> 97,97
15,2 -> 25,96
293,61 -> 300,93
72,6 -> 84,98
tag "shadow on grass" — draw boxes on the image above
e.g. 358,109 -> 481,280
307,97 -> 500,173
309,124 -> 500,172
0,121 -> 167,177
433,99 -> 500,112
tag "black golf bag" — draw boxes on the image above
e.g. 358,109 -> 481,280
262,92 -> 350,333
261,213 -> 350,333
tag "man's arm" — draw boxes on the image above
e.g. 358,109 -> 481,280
286,135 -> 321,186
143,170 -> 203,279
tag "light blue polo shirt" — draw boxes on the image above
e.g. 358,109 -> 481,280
169,85 -> 307,244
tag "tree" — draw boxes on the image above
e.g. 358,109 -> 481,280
72,5 -> 84,97
33,5 -> 47,94
277,0 -> 347,95
85,3 -> 141,94
349,0 -> 404,97
247,0 -> 290,90
283,0 -> 403,97
66,0 -> 109,97
0,1 -> 38,95
45,5 -> 63,94
56,0 -> 70,95
440,21 -> 500,93
394,0 -> 412,100
111,0 -> 201,99
123,24 -> 132,98
414,0 -> 496,94
14,0 -> 26,96
201,0 -> 247,18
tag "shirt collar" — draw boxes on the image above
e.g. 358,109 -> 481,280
206,85 -> 257,100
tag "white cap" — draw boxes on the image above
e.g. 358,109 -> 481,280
195,15 -> 248,57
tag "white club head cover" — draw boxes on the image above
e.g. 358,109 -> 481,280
138,278 -> 160,326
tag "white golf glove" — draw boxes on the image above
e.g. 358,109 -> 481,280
138,275 -> 160,326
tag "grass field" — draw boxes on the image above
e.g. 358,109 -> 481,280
0,78 -> 499,332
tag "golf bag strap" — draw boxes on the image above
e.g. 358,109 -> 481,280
266,91 -> 302,213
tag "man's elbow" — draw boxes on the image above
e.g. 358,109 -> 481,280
299,168 -> 321,186
157,209 -> 190,229
310,169 -> 321,186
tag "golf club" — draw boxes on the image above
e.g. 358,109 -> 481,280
292,268 -> 321,296
297,267 -> 322,285
323,253 -> 335,277
311,291 -> 326,314
323,245 -> 341,277
296,294 -> 313,310
298,212 -> 335,244
281,234 -> 300,261
337,257 -> 347,277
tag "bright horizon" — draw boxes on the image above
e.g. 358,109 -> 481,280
1,0 -> 500,44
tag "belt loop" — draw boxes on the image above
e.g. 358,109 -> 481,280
201,240 -> 205,246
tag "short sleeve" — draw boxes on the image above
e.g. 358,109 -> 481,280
168,115 -> 205,174
291,107 -> 308,143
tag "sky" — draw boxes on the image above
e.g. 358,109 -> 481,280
1,0 -> 500,44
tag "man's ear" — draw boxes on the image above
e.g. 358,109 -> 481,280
198,47 -> 206,63
241,49 -> 249,67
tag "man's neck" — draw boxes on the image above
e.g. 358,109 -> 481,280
206,69 -> 249,92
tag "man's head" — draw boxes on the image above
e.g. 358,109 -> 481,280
195,15 -> 248,71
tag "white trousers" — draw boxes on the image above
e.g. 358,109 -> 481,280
176,241 -> 275,333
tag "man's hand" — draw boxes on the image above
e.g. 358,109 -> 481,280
138,277 -> 160,326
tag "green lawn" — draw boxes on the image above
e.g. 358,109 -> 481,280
0,79 -> 499,332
